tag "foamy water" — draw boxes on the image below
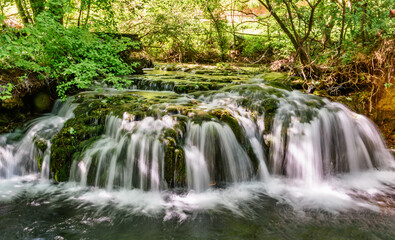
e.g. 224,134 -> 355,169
1,170 -> 394,222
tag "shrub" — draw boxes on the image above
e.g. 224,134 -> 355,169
0,13 -> 139,98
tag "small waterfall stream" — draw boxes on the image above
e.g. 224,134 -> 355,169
0,99 -> 76,179
70,114 -> 176,191
0,71 -> 394,236
270,95 -> 394,184
184,121 -> 253,192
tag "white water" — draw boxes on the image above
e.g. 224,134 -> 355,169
1,170 -> 394,221
0,99 -> 76,179
70,114 -> 176,191
271,95 -> 395,184
184,121 -> 254,192
0,76 -> 394,221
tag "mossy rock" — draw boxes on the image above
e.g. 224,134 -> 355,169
50,93 -> 143,182
35,138 -> 48,152
162,126 -> 186,188
1,97 -> 24,109
209,109 -> 243,143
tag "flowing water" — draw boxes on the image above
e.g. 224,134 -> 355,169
0,71 -> 394,239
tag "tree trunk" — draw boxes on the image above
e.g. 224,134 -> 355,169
84,0 -> 91,26
322,16 -> 335,48
15,0 -> 29,24
206,5 -> 226,61
361,2 -> 367,45
77,0 -> 84,27
338,0 -> 346,55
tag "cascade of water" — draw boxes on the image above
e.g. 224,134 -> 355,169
70,114 -> 176,191
0,99 -> 77,179
270,91 -> 394,184
184,121 -> 254,192
195,88 -> 393,185
193,93 -> 272,182
235,110 -> 270,180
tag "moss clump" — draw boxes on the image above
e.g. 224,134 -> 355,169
35,138 -> 48,152
189,111 -> 214,125
36,155 -> 43,171
174,83 -> 211,93
50,118 -> 104,182
209,109 -> 243,142
246,143 -> 260,174
162,128 -> 186,188
259,98 -> 279,134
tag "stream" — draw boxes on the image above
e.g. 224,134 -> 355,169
0,70 -> 394,239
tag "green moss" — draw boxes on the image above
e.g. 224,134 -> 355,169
261,98 -> 279,134
246,143 -> 260,174
190,111 -> 215,124
162,129 -> 186,188
35,139 -> 48,152
209,109 -> 243,143
36,155 -> 43,171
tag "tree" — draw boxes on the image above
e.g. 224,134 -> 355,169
201,0 -> 229,61
257,0 -> 322,73
15,0 -> 31,24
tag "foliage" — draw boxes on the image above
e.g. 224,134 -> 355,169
0,83 -> 13,100
1,0 -> 394,92
0,13 -> 138,98
384,83 -> 392,89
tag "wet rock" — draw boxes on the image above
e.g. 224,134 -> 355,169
162,128 -> 186,187
35,138 -> 48,152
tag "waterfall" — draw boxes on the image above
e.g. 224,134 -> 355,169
0,99 -> 77,179
230,108 -> 270,181
270,92 -> 394,184
184,121 -> 254,192
70,114 -> 176,191
1,77 -> 393,194
0,72 -> 394,229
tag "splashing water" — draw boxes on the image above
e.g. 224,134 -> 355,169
0,99 -> 76,179
70,114 -> 176,191
184,121 -> 254,192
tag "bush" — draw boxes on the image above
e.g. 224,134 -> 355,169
0,13 -> 139,98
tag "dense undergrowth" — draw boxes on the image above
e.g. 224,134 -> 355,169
0,13 -> 138,100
